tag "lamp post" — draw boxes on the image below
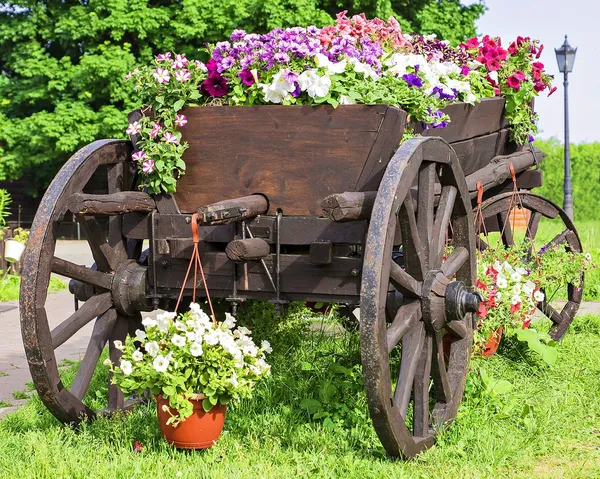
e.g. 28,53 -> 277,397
555,35 -> 577,219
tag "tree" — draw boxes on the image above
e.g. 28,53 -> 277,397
0,1 -> 485,194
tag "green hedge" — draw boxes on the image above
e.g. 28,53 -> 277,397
534,139 -> 600,221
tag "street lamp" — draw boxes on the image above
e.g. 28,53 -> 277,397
555,35 -> 577,219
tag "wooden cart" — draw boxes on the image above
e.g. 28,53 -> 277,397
19,98 -> 584,458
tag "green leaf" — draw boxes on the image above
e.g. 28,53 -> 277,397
514,328 -> 558,365
323,417 -> 335,430
173,99 -> 185,111
202,398 -> 212,412
299,398 -> 322,414
300,361 -> 314,371
209,395 -> 218,405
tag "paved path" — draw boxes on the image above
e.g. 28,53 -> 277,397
0,240 -> 599,416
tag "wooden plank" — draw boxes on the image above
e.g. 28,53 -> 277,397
70,192 -> 155,216
413,98 -> 506,143
174,105 -> 389,215
450,129 -> 509,176
150,252 -> 362,297
355,107 -> 407,191
225,238 -> 270,262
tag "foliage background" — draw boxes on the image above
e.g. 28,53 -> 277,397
0,0 -> 485,194
535,139 -> 600,222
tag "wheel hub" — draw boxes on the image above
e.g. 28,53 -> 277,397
421,271 -> 482,332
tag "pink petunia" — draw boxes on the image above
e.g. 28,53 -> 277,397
172,54 -> 188,69
507,74 -> 522,90
163,132 -> 179,144
156,52 -> 172,62
153,68 -> 170,84
194,60 -> 208,72
175,69 -> 191,82
132,151 -> 146,162
142,159 -> 155,174
174,114 -> 187,127
126,122 -> 141,135
149,122 -> 161,138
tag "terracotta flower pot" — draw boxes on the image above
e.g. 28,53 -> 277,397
481,327 -> 503,358
156,394 -> 227,449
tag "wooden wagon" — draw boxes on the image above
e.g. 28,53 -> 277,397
19,98 -> 584,458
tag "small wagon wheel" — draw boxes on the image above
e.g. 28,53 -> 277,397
476,192 -> 583,340
360,137 -> 481,458
20,139 -> 154,423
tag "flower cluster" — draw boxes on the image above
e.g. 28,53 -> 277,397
108,304 -> 271,425
125,12 -> 554,193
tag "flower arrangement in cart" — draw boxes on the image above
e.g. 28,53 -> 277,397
108,304 -> 271,447
474,240 -> 594,363
124,11 -> 554,194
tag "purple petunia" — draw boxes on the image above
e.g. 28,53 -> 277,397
200,72 -> 229,97
402,73 -> 424,88
238,69 -> 256,86
431,86 -> 455,100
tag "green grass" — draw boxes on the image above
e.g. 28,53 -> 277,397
0,274 -> 66,302
11,390 -> 29,401
0,304 -> 599,478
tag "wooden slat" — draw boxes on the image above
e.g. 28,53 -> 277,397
431,332 -> 452,403
51,293 -> 113,349
389,262 -> 422,298
441,247 -> 469,279
386,301 -> 421,351
450,129 -> 509,176
394,322 -> 426,417
70,192 -> 155,216
70,309 -> 117,400
412,333 -> 433,438
175,105 -> 390,215
52,257 -> 113,290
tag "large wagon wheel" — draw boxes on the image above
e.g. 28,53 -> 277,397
360,137 -> 481,458
476,192 -> 583,340
20,139 -> 154,423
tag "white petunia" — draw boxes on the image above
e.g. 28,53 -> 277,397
512,283 -> 521,295
185,331 -> 197,342
190,341 -> 203,357
103,358 -> 112,366
223,313 -> 236,330
339,95 -> 356,105
135,329 -> 146,341
236,326 -> 252,336
511,295 -> 521,306
533,290 -> 545,302
229,373 -> 238,388
349,58 -> 379,80
516,267 -> 527,275
142,317 -> 157,328
314,53 -> 347,74
503,262 -> 514,274
496,291 -> 502,300
132,350 -> 144,362
113,340 -> 124,351
298,69 -> 331,98
585,253 -> 592,261
488,70 -> 499,83
496,274 -> 508,289
203,330 -> 219,345
174,321 -> 187,332
511,272 -> 522,283
172,334 -> 186,347
261,340 -> 273,354
145,341 -> 160,357
153,354 -> 170,373
120,360 -> 133,376
156,316 -> 171,333
523,280 -> 536,295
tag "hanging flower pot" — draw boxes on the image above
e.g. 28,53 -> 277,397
4,239 -> 26,263
481,326 -> 503,358
156,394 -> 227,449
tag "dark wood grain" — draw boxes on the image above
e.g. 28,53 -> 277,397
450,129 -> 509,176
175,105 -> 392,215
321,191 -> 377,222
225,238 -> 270,262
70,192 -> 155,216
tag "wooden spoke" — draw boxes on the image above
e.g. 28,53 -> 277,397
497,211 -> 514,247
390,262 -> 422,298
75,215 -> 116,272
70,309 -> 118,400
108,315 -> 129,411
51,293 -> 113,349
394,322 -> 426,418
412,333 -> 433,438
417,162 -> 436,268
386,301 -> 422,351
431,332 -> 452,404
541,229 -> 570,253
107,162 -> 129,267
537,298 -> 564,324
445,320 -> 468,339
441,246 -> 469,279
431,185 -> 457,269
399,198 -> 426,280
526,210 -> 542,241
52,257 -> 113,290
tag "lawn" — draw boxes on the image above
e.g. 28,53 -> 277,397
0,273 -> 66,302
0,302 -> 598,478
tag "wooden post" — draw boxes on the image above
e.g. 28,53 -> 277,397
197,195 -> 269,225
225,238 -> 270,262
321,191 -> 377,222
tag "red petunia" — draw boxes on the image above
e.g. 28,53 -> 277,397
510,302 -> 521,315
522,319 -> 531,329
486,58 -> 500,71
485,265 -> 499,279
133,441 -> 144,453
477,302 -> 488,318
477,279 -> 488,291
464,37 -> 480,49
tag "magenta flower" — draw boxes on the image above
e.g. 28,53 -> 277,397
175,69 -> 191,82
132,151 -> 146,162
506,74 -> 521,90
149,122 -> 161,138
172,54 -> 188,69
200,72 -> 229,97
174,114 -> 187,127
153,68 -> 170,84
238,69 -> 256,86
206,59 -> 218,73
126,122 -> 141,135
460,66 -> 470,76
163,132 -> 179,144
142,159 -> 155,174
156,52 -> 172,62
